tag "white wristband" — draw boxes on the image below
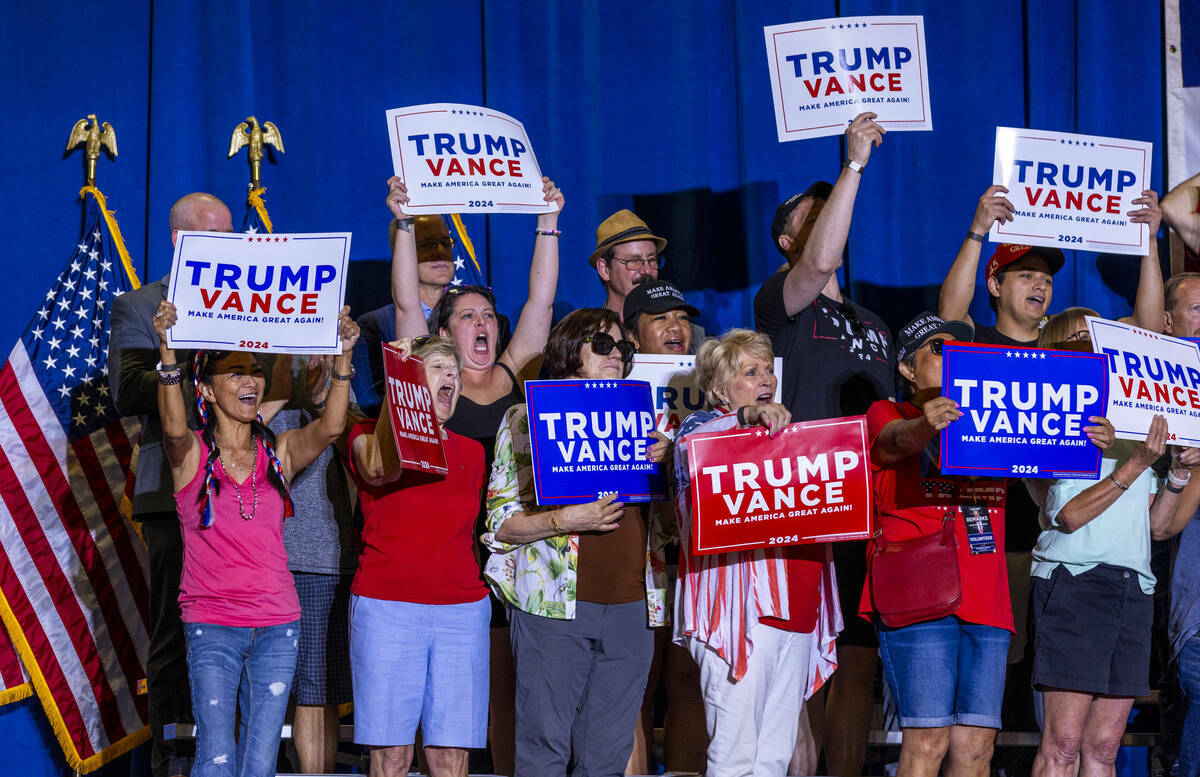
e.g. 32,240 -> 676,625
1168,469 -> 1192,489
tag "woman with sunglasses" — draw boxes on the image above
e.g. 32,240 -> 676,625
671,328 -> 839,777
482,307 -> 671,777
150,300 -> 359,777
1026,309 -> 1197,777
860,312 -> 1018,777
386,175 -> 561,775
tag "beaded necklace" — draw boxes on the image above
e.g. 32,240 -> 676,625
217,440 -> 258,520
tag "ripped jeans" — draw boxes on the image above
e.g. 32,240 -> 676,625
185,621 -> 299,777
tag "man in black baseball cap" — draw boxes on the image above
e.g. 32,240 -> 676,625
623,280 -> 701,355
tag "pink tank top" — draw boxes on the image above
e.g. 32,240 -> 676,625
174,433 -> 300,627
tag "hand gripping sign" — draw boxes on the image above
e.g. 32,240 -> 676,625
939,342 -> 1107,480
687,417 -> 872,555
385,103 -> 557,215
167,231 -> 351,354
525,379 -> 667,505
763,15 -> 932,142
1088,317 -> 1200,446
626,355 -> 783,439
992,127 -> 1153,256
381,343 -> 448,475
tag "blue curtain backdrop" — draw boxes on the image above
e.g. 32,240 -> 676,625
0,1 -> 1166,773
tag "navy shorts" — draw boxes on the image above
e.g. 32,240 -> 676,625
1031,564 -> 1152,696
876,616 -> 1010,729
293,572 -> 352,706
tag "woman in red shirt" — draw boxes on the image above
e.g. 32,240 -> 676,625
348,336 -> 489,777
861,312 -> 1013,777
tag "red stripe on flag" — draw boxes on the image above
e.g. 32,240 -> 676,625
106,423 -> 132,475
0,480 -> 94,758
74,431 -> 150,629
0,369 -> 133,745
0,629 -> 24,689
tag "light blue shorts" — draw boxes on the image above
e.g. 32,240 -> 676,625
876,616 -> 1010,729
349,594 -> 490,747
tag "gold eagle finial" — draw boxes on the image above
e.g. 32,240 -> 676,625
228,116 -> 285,190
64,114 -> 118,185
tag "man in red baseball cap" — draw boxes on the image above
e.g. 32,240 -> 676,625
937,184 -> 1065,347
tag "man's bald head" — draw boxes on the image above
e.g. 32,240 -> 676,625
169,193 -> 233,243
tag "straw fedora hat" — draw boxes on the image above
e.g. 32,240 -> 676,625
588,209 -> 668,267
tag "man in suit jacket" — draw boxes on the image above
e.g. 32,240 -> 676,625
108,192 -> 233,777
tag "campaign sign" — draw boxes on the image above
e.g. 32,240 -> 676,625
687,416 -> 871,555
167,231 -> 350,354
991,127 -> 1153,256
385,103 -> 556,215
525,379 -> 666,505
381,344 -> 447,475
940,342 -> 1107,480
626,355 -> 784,439
763,15 -> 932,142
1088,317 -> 1200,445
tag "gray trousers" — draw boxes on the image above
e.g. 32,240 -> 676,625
510,600 -> 655,777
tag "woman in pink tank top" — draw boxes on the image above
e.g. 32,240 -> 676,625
152,300 -> 359,777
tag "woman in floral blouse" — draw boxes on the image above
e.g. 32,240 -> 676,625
483,307 -> 670,777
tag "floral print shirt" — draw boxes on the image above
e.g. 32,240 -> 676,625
482,403 -> 670,625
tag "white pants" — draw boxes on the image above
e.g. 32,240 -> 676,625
687,624 -> 817,777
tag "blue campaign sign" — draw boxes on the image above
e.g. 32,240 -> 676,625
940,342 -> 1107,479
525,379 -> 667,505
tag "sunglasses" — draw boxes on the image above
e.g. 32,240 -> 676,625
585,332 -> 636,363
920,339 -> 945,356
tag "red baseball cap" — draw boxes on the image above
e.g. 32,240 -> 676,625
985,244 -> 1065,284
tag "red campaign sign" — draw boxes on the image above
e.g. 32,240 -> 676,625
382,343 -> 448,475
687,416 -> 872,555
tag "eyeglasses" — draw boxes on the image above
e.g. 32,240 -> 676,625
585,332 -> 636,363
1066,329 -> 1091,342
608,255 -> 665,271
416,236 -> 455,252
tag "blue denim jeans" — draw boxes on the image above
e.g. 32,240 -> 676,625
1177,635 -> 1200,777
876,616 -> 1010,729
185,621 -> 299,777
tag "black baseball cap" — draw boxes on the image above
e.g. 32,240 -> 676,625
623,281 -> 701,331
896,311 -> 974,364
771,181 -> 835,257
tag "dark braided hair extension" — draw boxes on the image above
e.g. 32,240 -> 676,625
192,350 -> 294,526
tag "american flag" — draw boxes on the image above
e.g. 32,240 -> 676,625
0,187 -> 150,771
445,213 -> 485,286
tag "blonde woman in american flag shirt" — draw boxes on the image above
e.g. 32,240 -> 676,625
672,328 -> 841,777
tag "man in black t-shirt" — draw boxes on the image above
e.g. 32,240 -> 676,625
752,112 -> 889,777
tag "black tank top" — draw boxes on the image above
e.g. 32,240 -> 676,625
444,361 -> 523,473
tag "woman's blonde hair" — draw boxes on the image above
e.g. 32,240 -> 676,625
1038,307 -> 1098,348
412,335 -> 461,370
695,328 -> 775,408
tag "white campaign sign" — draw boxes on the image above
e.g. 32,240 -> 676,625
385,103 -> 556,215
1087,316 -> 1200,446
992,127 -> 1153,256
763,15 -> 932,143
626,355 -> 783,439
166,231 -> 351,355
